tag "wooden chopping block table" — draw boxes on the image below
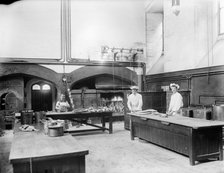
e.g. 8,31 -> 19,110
46,111 -> 113,134
9,123 -> 89,173
129,112 -> 224,165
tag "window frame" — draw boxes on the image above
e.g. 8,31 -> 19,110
32,84 -> 41,91
218,0 -> 224,36
42,84 -> 51,91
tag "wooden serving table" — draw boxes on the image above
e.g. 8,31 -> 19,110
9,123 -> 89,173
129,112 -> 224,165
46,111 -> 113,134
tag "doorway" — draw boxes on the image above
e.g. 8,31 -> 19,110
31,83 -> 52,111
0,92 -> 18,110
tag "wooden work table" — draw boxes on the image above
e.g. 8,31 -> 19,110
129,112 -> 224,165
46,111 -> 113,134
130,112 -> 224,128
9,123 -> 89,173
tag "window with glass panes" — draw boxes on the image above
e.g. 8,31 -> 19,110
219,0 -> 224,34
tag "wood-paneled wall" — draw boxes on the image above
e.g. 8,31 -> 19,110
145,65 -> 224,106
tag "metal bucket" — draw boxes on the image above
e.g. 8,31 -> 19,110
48,126 -> 64,137
212,105 -> 224,121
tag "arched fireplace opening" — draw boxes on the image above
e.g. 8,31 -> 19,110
70,74 -> 134,116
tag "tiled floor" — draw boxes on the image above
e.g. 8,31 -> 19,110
1,122 -> 224,173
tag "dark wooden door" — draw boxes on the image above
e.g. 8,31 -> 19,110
31,89 -> 52,111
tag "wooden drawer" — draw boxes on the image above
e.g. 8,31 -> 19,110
132,116 -> 191,136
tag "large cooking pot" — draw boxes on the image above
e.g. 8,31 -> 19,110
48,126 -> 64,137
212,105 -> 224,121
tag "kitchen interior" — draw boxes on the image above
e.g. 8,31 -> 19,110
1,0 -> 224,172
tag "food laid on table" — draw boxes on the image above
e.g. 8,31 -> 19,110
72,106 -> 113,113
131,109 -> 168,118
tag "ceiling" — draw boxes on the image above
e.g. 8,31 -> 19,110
145,0 -> 163,13
0,0 -> 21,5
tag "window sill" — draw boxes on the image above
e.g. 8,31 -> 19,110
217,33 -> 224,41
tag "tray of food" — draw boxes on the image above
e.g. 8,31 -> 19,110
19,125 -> 38,132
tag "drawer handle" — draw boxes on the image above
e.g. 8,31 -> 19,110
161,121 -> 170,125
140,117 -> 147,121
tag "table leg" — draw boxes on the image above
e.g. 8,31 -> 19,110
218,127 -> 223,161
79,155 -> 86,173
189,128 -> 196,165
130,116 -> 134,140
102,116 -> 105,132
109,115 -> 113,134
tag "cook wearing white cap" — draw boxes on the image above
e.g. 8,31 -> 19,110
167,83 -> 183,116
127,85 -> 143,113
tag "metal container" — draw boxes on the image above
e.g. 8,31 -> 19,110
64,120 -> 70,130
181,107 -> 194,117
212,105 -> 224,121
48,126 -> 64,137
192,107 -> 212,120
21,110 -> 34,125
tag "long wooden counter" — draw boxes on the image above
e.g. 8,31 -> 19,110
129,112 -> 224,165
9,123 -> 89,173
46,111 -> 113,134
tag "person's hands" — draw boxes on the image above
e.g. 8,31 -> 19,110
166,111 -> 172,116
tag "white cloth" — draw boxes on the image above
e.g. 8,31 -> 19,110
127,93 -> 143,112
168,92 -> 183,114
56,101 -> 70,112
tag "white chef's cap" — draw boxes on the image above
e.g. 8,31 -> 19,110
170,83 -> 180,89
130,86 -> 139,90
